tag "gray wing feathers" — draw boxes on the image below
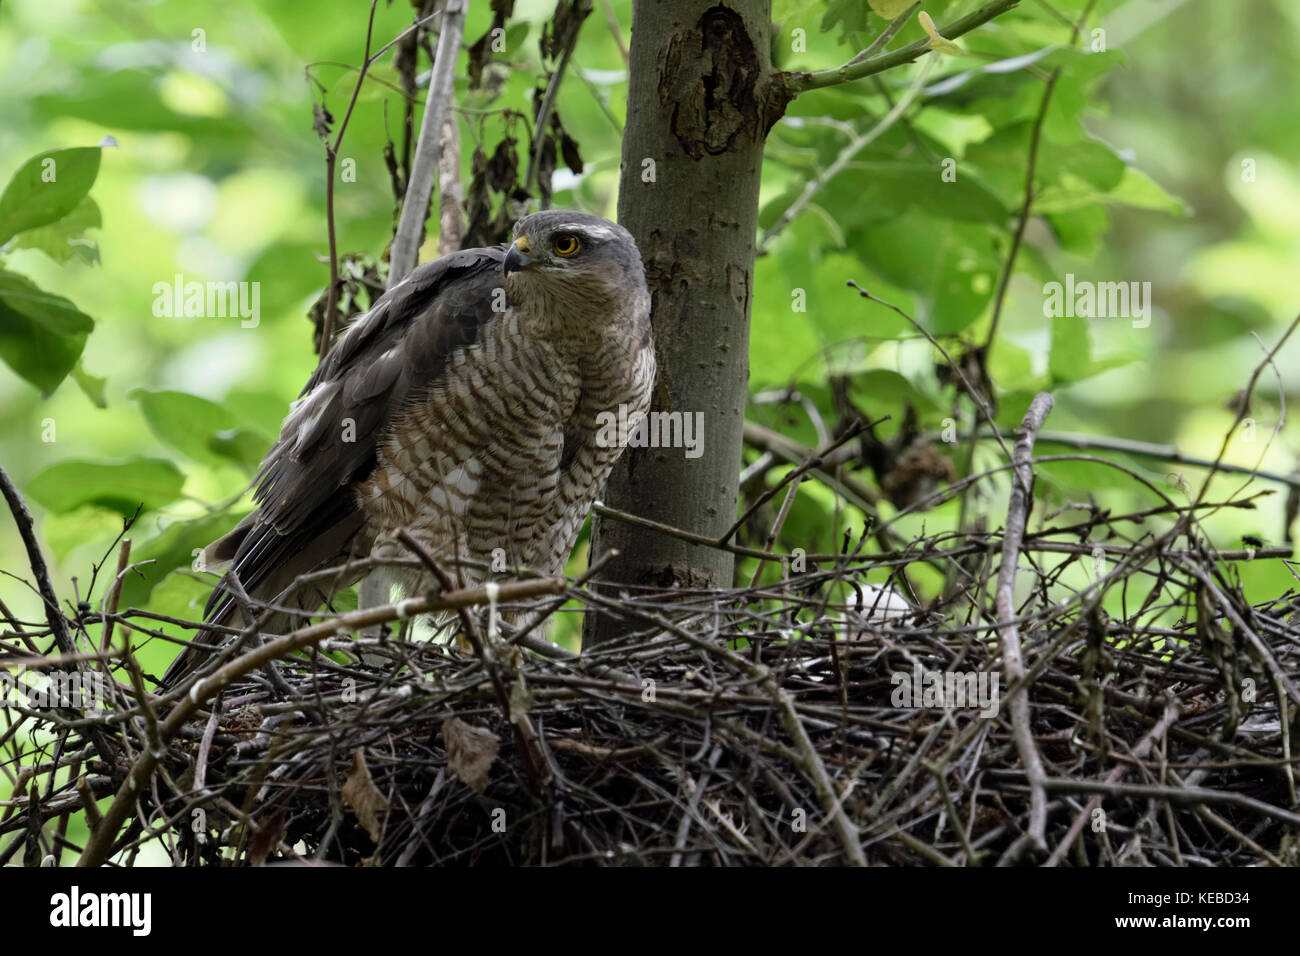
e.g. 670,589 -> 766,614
161,245 -> 507,686
254,245 -> 505,533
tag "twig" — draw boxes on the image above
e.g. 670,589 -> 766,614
0,464 -> 74,657
75,576 -> 563,867
98,539 -> 131,654
1043,696 -> 1179,866
437,111 -> 463,256
849,2 -> 921,66
759,52 -> 938,253
967,427 -> 1300,490
1039,778 -> 1300,828
595,0 -> 628,69
994,392 -> 1054,857
983,0 -> 1096,355
310,4 -> 453,352
721,417 -> 871,544
389,0 -> 468,287
0,464 -> 117,768
192,708 -> 221,796
747,475 -> 803,589
1178,558 -> 1300,709
523,2 -> 590,202
740,419 -> 881,511
1194,312 -> 1300,508
321,0 -> 381,356
785,0 -> 1020,94
848,280 -> 1011,463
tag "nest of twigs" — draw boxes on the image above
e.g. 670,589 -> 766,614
5,392 -> 1300,867
6,525 -> 1300,867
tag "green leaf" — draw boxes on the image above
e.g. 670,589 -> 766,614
987,338 -> 1038,392
820,0 -> 873,41
131,388 -> 269,470
750,248 -> 822,385
1047,205 -> 1110,257
1033,159 -> 1178,215
0,148 -> 102,247
1038,46 -> 1126,83
0,270 -> 94,394
868,0 -> 915,16
223,389 -> 292,437
12,196 -> 101,264
837,161 -> 1008,226
1058,139 -> 1126,191
120,512 -> 245,610
504,22 -> 530,53
850,369 -> 942,415
244,241 -> 324,322
759,183 -> 804,232
774,0 -> 821,19
1049,312 -> 1091,383
815,253 -> 915,346
207,428 -> 271,472
26,458 -> 186,516
955,49 -> 1125,144
967,124 -> 1126,208
1105,166 -> 1187,215
854,211 -> 1000,334
963,122 -> 1041,202
71,361 -> 107,408
41,506 -> 125,562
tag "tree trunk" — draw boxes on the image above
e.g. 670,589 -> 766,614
585,0 -> 789,644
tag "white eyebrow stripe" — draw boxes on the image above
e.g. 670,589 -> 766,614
556,223 -> 619,241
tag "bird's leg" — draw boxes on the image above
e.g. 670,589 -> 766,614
357,571 -> 393,667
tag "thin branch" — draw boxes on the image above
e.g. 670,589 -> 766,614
75,576 -> 563,867
982,63 -> 1053,354
0,464 -> 75,657
786,0 -> 1021,94
983,0 -> 1096,355
966,426 -> 1300,491
394,528 -> 552,795
320,0 -> 381,357
741,419 -> 881,511
596,0 -> 628,69
1193,312 -> 1300,508
759,52 -> 938,253
848,1 -> 921,66
994,392 -> 1054,858
98,538 -> 131,654
1039,778 -> 1300,829
720,417 -> 872,545
1043,697 -> 1179,866
436,111 -> 464,256
524,10 -> 588,203
389,0 -> 468,287
848,280 -> 1012,463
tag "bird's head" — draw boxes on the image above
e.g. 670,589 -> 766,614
502,211 -> 648,322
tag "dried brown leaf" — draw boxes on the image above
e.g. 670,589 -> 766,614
441,716 -> 500,793
341,748 -> 390,843
247,809 -> 287,867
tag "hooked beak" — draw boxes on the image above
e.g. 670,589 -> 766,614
503,236 -> 532,276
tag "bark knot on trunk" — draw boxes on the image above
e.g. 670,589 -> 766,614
659,5 -> 785,159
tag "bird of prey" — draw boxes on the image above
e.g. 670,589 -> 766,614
160,210 -> 655,686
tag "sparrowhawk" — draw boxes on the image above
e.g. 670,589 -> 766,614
160,210 -> 654,686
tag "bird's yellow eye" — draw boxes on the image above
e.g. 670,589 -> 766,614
552,234 -> 581,257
